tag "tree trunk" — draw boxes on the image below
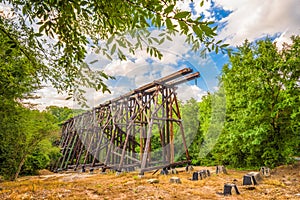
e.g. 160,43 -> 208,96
13,139 -> 41,180
13,156 -> 26,181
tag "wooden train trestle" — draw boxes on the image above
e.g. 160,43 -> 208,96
52,68 -> 199,173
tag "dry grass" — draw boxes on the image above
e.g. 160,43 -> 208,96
0,163 -> 299,200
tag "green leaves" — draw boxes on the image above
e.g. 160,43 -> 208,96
164,4 -> 175,14
200,0 -> 205,7
174,11 -> 190,19
0,103 -> 60,180
166,18 -> 173,30
178,21 -> 188,34
146,46 -> 163,59
200,24 -> 214,37
107,35 -> 114,45
213,37 -> 300,168
111,43 -> 116,55
192,25 -> 202,37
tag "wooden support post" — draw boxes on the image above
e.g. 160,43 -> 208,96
74,130 -> 88,169
174,94 -> 190,161
169,95 -> 174,163
64,134 -> 78,169
141,119 -> 154,170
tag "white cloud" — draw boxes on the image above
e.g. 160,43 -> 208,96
84,52 -> 112,70
177,84 -> 207,102
175,0 -> 214,20
31,47 -> 218,110
214,0 -> 300,46
31,32 -> 200,109
0,3 -> 13,17
27,87 -> 75,109
160,65 -> 178,77
274,31 -> 293,50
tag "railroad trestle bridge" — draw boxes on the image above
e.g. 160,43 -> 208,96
52,68 -> 200,174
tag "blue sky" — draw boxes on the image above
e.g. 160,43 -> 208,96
27,0 -> 300,109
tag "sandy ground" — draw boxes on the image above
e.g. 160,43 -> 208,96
0,162 -> 299,200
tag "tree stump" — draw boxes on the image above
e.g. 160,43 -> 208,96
192,172 -> 198,181
160,167 -> 169,175
81,166 -> 86,173
169,177 -> 181,184
243,172 -> 261,185
147,179 -> 159,184
260,167 -> 271,177
171,168 -> 178,174
224,183 -> 240,195
185,165 -> 194,172
216,165 -> 227,174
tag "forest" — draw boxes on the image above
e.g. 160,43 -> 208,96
0,0 -> 299,182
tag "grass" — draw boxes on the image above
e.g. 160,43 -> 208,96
0,164 -> 299,200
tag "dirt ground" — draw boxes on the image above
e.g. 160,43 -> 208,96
0,162 -> 299,200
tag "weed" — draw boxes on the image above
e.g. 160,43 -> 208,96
94,189 -> 103,195
264,179 -> 286,187
32,183 -> 35,192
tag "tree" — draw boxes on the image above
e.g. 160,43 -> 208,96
0,28 -> 60,180
0,23 -> 39,102
179,98 -> 202,164
46,106 -> 85,124
1,0 -> 228,105
213,36 -> 300,168
197,88 -> 226,166
13,110 -> 60,180
0,106 -> 60,180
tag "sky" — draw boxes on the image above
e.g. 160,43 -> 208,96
26,0 -> 300,110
